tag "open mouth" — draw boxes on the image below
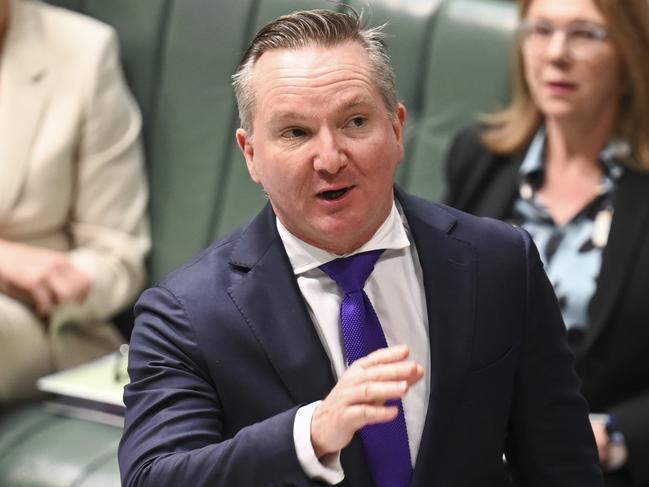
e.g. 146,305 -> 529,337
318,187 -> 352,201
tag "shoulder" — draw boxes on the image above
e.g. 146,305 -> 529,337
443,124 -> 522,210
24,0 -> 117,62
403,190 -> 524,249
441,203 -> 537,287
446,124 -> 492,161
620,165 -> 649,186
28,0 -> 114,39
156,230 -> 244,299
442,200 -> 525,247
149,204 -> 279,308
133,231 -> 245,335
404,193 -> 535,294
444,125 -> 498,190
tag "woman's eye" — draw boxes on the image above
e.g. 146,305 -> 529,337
571,27 -> 598,40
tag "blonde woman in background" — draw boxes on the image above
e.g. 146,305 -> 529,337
0,0 -> 149,402
444,0 -> 649,485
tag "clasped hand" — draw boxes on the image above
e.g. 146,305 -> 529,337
590,415 -> 628,470
0,240 -> 91,316
311,344 -> 424,458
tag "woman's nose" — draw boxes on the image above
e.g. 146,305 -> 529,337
545,30 -> 571,61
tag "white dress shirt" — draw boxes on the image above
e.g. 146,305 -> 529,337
277,202 -> 430,484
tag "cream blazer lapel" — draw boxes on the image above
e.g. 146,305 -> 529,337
0,0 -> 49,221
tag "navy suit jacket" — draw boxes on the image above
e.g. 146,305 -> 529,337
119,188 -> 602,486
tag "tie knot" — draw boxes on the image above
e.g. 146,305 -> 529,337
320,249 -> 384,293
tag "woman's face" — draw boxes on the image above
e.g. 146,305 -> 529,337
521,0 -> 626,126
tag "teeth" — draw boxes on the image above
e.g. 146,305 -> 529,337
321,188 -> 347,200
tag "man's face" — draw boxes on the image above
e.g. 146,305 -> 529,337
236,41 -> 406,254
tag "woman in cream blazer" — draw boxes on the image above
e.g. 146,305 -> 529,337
0,0 -> 150,401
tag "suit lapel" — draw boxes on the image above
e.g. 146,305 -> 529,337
397,190 -> 477,485
0,0 -> 49,220
227,205 -> 376,486
582,171 -> 649,352
227,205 -> 336,404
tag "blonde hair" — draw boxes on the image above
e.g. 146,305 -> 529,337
482,0 -> 649,171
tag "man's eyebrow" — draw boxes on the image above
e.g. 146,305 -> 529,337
337,97 -> 374,109
267,111 -> 309,125
267,97 -> 376,126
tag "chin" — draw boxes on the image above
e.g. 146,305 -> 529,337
539,105 -> 578,121
305,233 -> 353,254
312,224 -> 371,253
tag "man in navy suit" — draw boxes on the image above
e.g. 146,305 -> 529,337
119,9 -> 602,487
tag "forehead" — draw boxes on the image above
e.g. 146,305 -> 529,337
250,42 -> 380,113
526,0 -> 605,23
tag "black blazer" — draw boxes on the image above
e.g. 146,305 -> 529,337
444,126 -> 649,487
119,188 -> 601,486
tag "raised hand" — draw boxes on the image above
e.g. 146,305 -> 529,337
310,344 -> 424,458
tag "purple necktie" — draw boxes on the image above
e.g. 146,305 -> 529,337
320,250 -> 412,487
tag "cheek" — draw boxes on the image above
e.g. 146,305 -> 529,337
251,154 -> 281,194
594,58 -> 626,98
263,156 -> 309,197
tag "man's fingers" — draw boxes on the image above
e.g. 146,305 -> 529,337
345,403 -> 400,429
310,400 -> 400,458
342,359 -> 424,389
310,346 -> 423,457
342,380 -> 408,405
363,360 -> 424,385
355,344 -> 410,368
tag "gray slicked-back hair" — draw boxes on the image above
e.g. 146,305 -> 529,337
232,8 -> 398,135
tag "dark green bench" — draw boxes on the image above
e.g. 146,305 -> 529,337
0,1 -> 516,485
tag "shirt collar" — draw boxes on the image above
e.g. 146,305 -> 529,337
518,127 -> 626,195
519,127 -> 546,177
277,202 -> 411,275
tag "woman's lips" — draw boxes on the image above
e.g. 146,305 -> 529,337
546,81 -> 578,95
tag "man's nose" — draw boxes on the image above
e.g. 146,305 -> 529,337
313,130 -> 347,174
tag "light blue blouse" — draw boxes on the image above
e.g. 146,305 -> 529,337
509,129 -> 626,336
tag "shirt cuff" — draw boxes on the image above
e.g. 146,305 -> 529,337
293,401 -> 344,484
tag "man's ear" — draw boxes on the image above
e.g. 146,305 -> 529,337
236,128 -> 260,184
393,103 -> 407,160
393,103 -> 406,142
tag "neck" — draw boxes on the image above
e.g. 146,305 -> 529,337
544,109 -> 617,167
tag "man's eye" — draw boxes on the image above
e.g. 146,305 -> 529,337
346,116 -> 367,128
282,128 -> 306,139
